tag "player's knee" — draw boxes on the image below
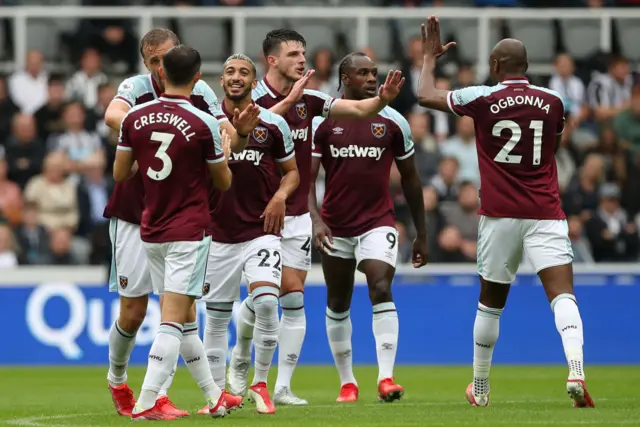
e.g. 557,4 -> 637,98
205,302 -> 233,334
251,285 -> 280,318
281,267 -> 305,295
279,291 -> 305,318
368,279 -> 393,305
327,296 -> 350,314
118,297 -> 148,332
550,293 -> 577,312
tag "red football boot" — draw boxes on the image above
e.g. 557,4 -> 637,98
155,396 -> 189,417
336,383 -> 359,403
108,383 -> 136,416
377,378 -> 404,402
197,391 -> 244,414
131,401 -> 178,421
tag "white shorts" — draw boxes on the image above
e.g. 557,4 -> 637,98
328,226 -> 399,268
477,216 -> 574,284
281,213 -> 312,272
108,218 -> 151,298
202,234 -> 282,303
143,235 -> 211,297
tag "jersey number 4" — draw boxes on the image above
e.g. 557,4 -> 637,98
492,120 -> 543,166
148,131 -> 175,181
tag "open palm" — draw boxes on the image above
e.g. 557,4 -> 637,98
421,16 -> 456,59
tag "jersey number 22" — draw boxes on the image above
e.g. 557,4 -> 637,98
492,120 -> 543,166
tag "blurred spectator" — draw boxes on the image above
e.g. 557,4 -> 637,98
90,83 -> 117,140
440,116 -> 480,186
34,75 -> 67,141
47,102 -> 104,176
563,153 -> 604,219
65,48 -> 109,109
5,114 -> 45,189
587,126 -> 628,185
423,186 -> 444,260
24,152 -> 78,231
407,112 -> 439,181
8,50 -> 48,114
0,76 -> 18,146
308,48 -> 338,97
555,136 -> 578,193
76,152 -> 112,239
0,222 -> 18,268
549,53 -> 588,131
15,202 -> 49,265
613,87 -> 640,153
42,228 -> 80,265
65,0 -> 138,74
452,62 -> 476,90
438,182 -> 479,262
568,215 -> 594,263
587,54 -> 633,123
430,156 -> 460,202
585,183 -> 639,261
0,154 -> 22,226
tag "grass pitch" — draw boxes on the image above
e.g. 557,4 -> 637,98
0,366 -> 638,426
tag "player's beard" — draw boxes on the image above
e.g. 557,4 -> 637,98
225,85 -> 252,102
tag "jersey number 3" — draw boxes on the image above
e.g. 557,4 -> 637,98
492,120 -> 543,166
148,131 -> 175,181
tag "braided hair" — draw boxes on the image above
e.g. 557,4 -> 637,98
337,52 -> 368,91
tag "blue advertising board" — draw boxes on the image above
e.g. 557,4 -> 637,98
0,265 -> 636,365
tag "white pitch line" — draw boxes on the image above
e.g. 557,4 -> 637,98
6,413 -> 110,427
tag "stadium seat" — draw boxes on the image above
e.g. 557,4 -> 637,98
27,19 -> 60,61
616,18 -> 640,62
560,20 -> 601,60
176,18 -> 227,61
507,19 -> 555,63
290,21 -> 337,58
448,19 -> 500,63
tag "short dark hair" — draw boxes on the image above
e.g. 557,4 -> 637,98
139,28 -> 180,59
262,29 -> 306,58
608,53 -> 628,68
48,74 -> 65,86
162,45 -> 201,86
337,52 -> 368,91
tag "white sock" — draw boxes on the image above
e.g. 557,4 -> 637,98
234,296 -> 256,360
181,321 -> 222,403
275,291 -> 306,391
157,359 -> 177,398
204,303 -> 234,390
372,302 -> 399,383
551,294 -> 585,380
251,287 -> 280,385
326,308 -> 357,386
136,322 -> 183,412
473,303 -> 502,396
107,320 -> 137,386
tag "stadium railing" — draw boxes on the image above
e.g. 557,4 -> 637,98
0,264 -> 637,365
2,6 -> 640,78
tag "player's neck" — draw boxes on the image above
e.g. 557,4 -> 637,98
223,96 -> 252,116
265,69 -> 293,96
163,84 -> 192,99
500,73 -> 527,82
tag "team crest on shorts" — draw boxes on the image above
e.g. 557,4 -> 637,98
371,123 -> 386,138
253,126 -> 268,143
119,276 -> 128,289
203,283 -> 210,295
295,102 -> 307,119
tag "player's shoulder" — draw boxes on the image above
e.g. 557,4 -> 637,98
177,102 -> 220,132
123,99 -> 160,121
117,74 -> 153,97
378,106 -> 409,129
257,106 -> 290,134
302,89 -> 332,102
526,84 -> 564,103
252,80 -> 273,103
451,84 -> 504,105
191,80 -> 217,99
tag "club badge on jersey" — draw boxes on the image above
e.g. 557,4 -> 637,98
253,126 -> 268,143
295,102 -> 307,119
371,123 -> 386,138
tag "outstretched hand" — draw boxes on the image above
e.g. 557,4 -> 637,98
232,103 -> 261,136
285,69 -> 315,104
378,70 -> 405,104
421,16 -> 456,59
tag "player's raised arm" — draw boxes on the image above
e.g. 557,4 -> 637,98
105,77 -> 141,132
207,129 -> 233,191
113,114 -> 135,182
329,70 -> 404,119
417,16 -> 456,112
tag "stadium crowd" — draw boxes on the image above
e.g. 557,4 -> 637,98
1,1 -> 640,267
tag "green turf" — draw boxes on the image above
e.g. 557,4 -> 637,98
0,366 -> 638,426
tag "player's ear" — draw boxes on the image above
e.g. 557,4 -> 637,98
157,66 -> 166,82
193,71 -> 202,85
219,75 -> 224,88
267,55 -> 278,69
251,78 -> 258,89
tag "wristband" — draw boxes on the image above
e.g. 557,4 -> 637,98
237,132 -> 249,138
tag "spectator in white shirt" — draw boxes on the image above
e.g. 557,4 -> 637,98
587,54 -> 634,123
440,116 -> 480,186
0,222 -> 19,268
65,48 -> 108,109
549,53 -> 588,128
8,50 -> 48,114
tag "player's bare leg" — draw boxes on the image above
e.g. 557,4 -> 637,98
359,259 -> 403,403
108,295 -> 148,416
274,267 -> 309,406
245,282 -> 280,415
322,255 -> 359,403
539,264 -> 594,408
132,292 -> 227,420
466,277 -> 511,407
